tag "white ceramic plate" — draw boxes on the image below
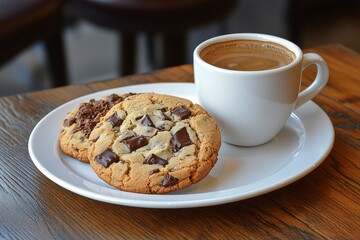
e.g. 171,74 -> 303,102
29,83 -> 334,208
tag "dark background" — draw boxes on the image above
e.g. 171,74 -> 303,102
0,0 -> 359,96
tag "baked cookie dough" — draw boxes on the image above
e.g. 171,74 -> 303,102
59,93 -> 134,162
88,93 -> 221,194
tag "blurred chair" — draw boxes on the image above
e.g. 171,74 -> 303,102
69,0 -> 237,76
287,0 -> 360,47
0,0 -> 68,87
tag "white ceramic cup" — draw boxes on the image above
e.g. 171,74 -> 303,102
193,33 -> 329,146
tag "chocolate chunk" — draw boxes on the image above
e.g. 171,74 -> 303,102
105,94 -> 122,103
63,117 -> 76,127
107,113 -> 123,127
141,115 -> 155,127
162,173 -> 179,187
106,92 -> 136,104
122,136 -> 148,152
172,106 -> 191,119
144,154 -> 168,167
149,169 -> 160,175
95,148 -> 119,168
159,108 -> 171,121
172,127 -> 192,152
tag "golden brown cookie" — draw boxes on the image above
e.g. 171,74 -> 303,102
59,93 -> 135,162
88,93 -> 221,194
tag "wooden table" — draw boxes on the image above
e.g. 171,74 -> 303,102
1,44 -> 359,239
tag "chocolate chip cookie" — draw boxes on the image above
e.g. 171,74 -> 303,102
59,93 -> 135,162
88,93 -> 221,194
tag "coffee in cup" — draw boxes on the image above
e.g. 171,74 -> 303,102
200,40 -> 296,71
193,33 -> 329,146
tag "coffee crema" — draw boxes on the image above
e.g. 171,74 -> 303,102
200,40 -> 296,71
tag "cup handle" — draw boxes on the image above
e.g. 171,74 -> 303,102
295,53 -> 329,109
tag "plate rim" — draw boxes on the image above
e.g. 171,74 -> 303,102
28,82 -> 335,208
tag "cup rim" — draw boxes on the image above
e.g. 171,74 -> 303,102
193,33 -> 303,74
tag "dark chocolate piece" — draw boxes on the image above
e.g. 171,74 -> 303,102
141,115 -> 155,127
149,169 -> 160,175
144,154 -> 168,167
159,110 -> 171,121
95,148 -> 119,168
63,117 -> 76,127
172,127 -> 192,152
172,106 -> 191,119
162,174 -> 179,187
107,113 -> 123,127
106,93 -> 122,103
122,136 -> 148,152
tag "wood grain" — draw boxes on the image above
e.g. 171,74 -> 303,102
0,45 -> 359,239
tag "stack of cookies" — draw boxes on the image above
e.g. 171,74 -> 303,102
59,93 -> 221,194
